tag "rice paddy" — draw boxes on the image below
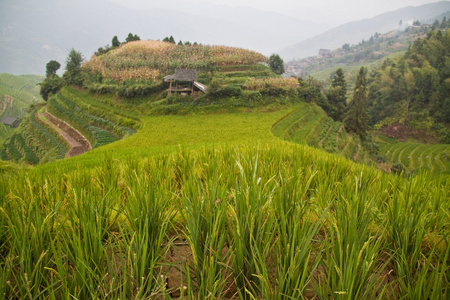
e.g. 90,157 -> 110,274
0,82 -> 449,299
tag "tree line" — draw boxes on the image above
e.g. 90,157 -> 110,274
39,49 -> 84,101
95,33 -> 141,56
297,27 -> 450,144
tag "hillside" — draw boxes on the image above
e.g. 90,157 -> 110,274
284,20 -> 448,79
271,102 -> 371,163
0,73 -> 43,144
376,135 -> 450,175
278,1 -> 450,61
0,25 -> 449,298
0,106 -> 448,299
83,40 -> 267,82
1,38 -> 373,167
0,0 -> 328,75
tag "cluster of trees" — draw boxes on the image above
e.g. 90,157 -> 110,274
40,49 -> 84,100
367,28 -> 450,141
95,33 -> 141,56
298,67 -> 369,139
300,26 -> 449,142
162,36 -> 198,46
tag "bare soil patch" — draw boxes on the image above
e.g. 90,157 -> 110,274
37,108 -> 92,157
381,123 -> 437,143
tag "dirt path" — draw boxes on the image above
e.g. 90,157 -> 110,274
352,143 -> 361,161
37,108 -> 92,157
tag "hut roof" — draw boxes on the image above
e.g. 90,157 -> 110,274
0,116 -> 18,126
164,69 -> 197,82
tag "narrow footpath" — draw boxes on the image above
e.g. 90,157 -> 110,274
37,108 -> 92,157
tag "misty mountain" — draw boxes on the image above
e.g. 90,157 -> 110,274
0,0 -> 329,75
278,1 -> 450,61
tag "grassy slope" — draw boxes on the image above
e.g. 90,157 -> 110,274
0,74 -> 44,144
2,109 -> 449,299
37,106 -> 292,173
1,83 -> 449,299
377,136 -> 450,174
271,102 -> 370,163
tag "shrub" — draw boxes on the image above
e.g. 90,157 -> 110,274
210,85 -> 242,98
391,162 -> 405,174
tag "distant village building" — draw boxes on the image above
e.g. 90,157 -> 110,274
318,49 -> 332,58
164,69 -> 207,96
0,116 -> 20,128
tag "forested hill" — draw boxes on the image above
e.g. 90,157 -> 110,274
278,1 -> 450,60
285,17 -> 450,79
368,28 -> 450,143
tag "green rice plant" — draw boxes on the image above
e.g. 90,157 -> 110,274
5,135 -> 23,161
14,133 -> 39,164
56,187 -> 121,299
121,168 -> 174,298
315,176 -> 388,299
384,173 -> 449,298
0,147 -> 8,161
180,167 -> 230,298
48,96 -> 119,148
253,171 -> 324,299
1,175 -> 60,298
30,111 -> 68,158
64,87 -> 141,125
226,152 -> 278,298
56,93 -> 135,137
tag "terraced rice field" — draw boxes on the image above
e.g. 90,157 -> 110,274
271,103 -> 368,162
0,87 -> 139,164
379,138 -> 450,174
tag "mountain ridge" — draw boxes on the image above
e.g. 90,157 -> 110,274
277,1 -> 450,60
0,0 -> 328,75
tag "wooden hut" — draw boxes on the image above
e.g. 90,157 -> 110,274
164,69 -> 207,96
0,116 -> 20,128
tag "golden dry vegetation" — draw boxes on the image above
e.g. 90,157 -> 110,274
82,40 -> 267,82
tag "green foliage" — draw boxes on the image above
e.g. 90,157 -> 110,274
391,162 -> 405,174
47,96 -> 119,148
2,107 -> 69,163
1,133 -> 40,164
326,68 -> 347,121
111,35 -> 120,47
0,141 -> 448,298
39,75 -> 63,101
345,67 -> 369,139
117,81 -> 165,98
368,29 -> 450,138
45,60 -> 61,78
379,139 -> 450,174
268,53 -> 285,75
297,76 -> 328,109
162,35 -> 176,44
288,21 -> 449,79
271,103 -> 368,162
125,32 -> 140,43
63,48 -> 85,85
0,74 -> 44,121
208,84 -> 242,98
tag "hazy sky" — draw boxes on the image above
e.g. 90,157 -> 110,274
110,0 -> 445,26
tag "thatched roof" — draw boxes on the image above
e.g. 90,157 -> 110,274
0,116 -> 20,128
164,69 -> 197,82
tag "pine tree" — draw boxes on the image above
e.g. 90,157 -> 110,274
112,36 -> 120,47
63,48 -> 84,85
326,68 -> 347,121
345,67 -> 369,139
